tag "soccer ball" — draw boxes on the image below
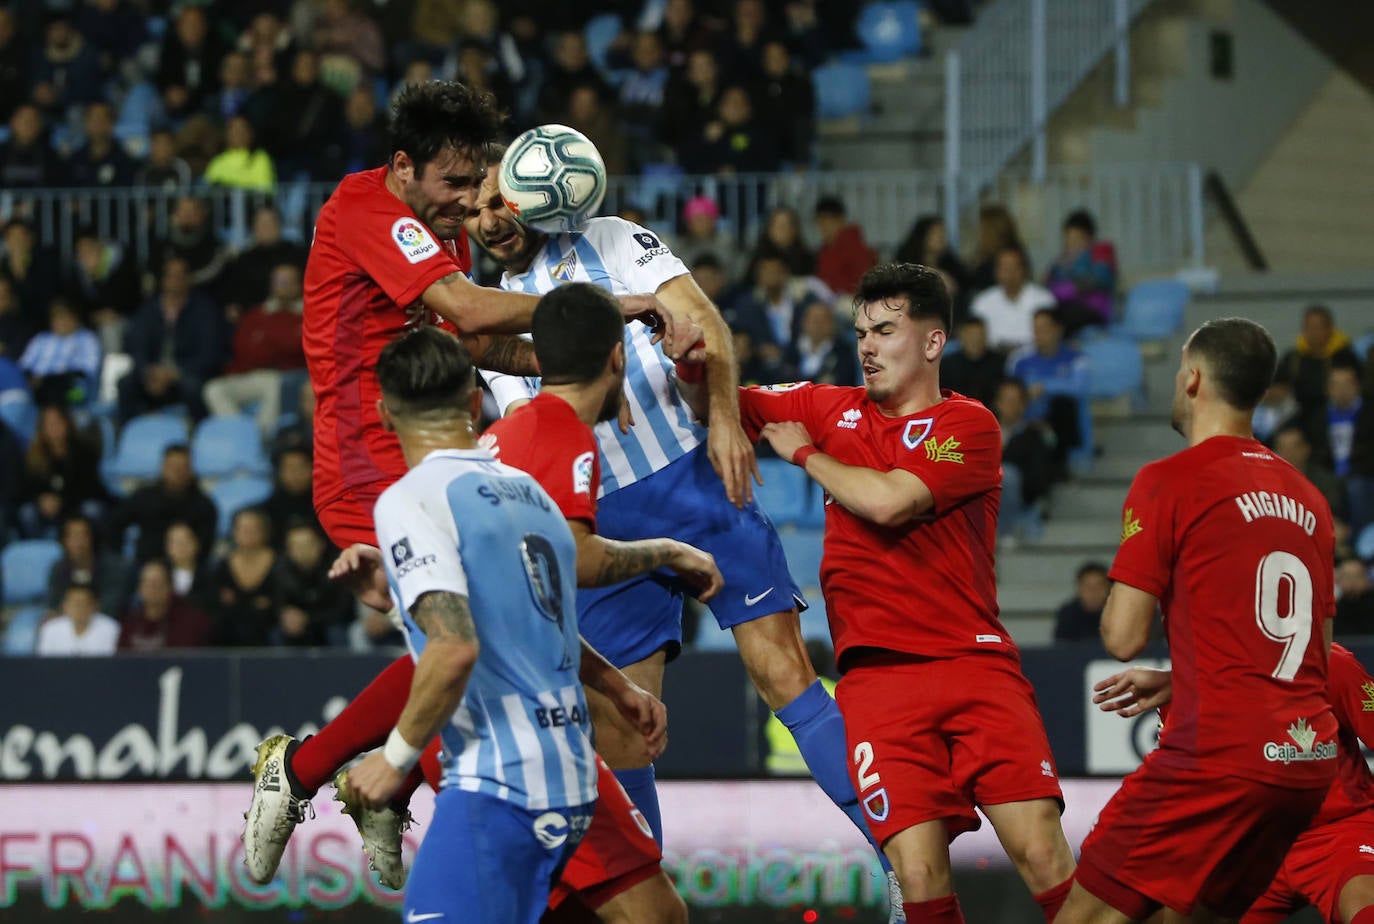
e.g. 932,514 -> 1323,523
498,124 -> 608,234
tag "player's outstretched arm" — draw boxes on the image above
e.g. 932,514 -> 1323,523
1093,668 -> 1172,717
328,543 -> 393,613
579,638 -> 668,760
347,590 -> 480,808
761,421 -> 934,527
1100,581 -> 1158,661
566,520 -> 722,601
458,332 -> 539,376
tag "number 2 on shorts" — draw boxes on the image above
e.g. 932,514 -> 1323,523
853,741 -> 880,791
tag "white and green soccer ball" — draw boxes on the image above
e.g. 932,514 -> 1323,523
498,124 -> 608,234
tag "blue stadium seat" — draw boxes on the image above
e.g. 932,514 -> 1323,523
780,528 -> 824,591
210,475 -> 274,536
1119,280 -> 1190,342
2,540 -> 63,606
1358,525 -> 1374,563
192,414 -> 271,480
1354,332 -> 1374,363
0,390 -> 36,445
813,64 -> 872,120
754,458 -> 812,526
584,13 -> 624,73
105,412 -> 188,484
3,607 -> 46,656
845,1 -> 922,63
1081,337 -> 1144,401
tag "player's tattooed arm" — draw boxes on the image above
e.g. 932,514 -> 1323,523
423,271 -> 541,335
412,590 -> 478,642
568,521 -> 722,600
394,590 -> 480,748
463,333 -> 539,375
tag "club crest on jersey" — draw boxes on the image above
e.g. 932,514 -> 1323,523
1362,680 -> 1374,713
862,788 -> 890,823
391,218 -> 438,264
837,408 -> 862,430
924,435 -> 964,464
572,451 -> 594,495
551,250 -> 580,282
902,418 -> 933,450
1122,508 -> 1143,543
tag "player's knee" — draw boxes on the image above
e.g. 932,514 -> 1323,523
1008,830 -> 1075,890
741,646 -> 813,710
891,856 -> 955,901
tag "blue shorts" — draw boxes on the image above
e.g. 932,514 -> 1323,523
405,788 -> 594,924
579,445 -> 805,668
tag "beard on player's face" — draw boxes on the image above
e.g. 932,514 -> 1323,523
596,373 -> 626,424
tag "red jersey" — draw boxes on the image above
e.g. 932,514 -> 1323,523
481,393 -> 599,527
739,384 -> 1010,666
1309,644 -> 1374,826
303,166 -> 471,510
1113,436 -> 1337,787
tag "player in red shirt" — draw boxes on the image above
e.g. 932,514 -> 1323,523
1095,643 -> 1374,924
691,263 -> 1077,924
1057,317 -> 1339,924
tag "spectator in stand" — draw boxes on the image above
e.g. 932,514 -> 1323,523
970,244 -> 1056,353
687,84 -> 781,175
0,103 -> 54,190
118,558 -> 212,651
894,215 -> 970,319
1053,562 -> 1111,642
750,206 -> 814,278
108,444 -> 217,565
76,0 -> 144,80
46,515 -> 129,620
968,203 -> 1024,294
271,520 -> 354,647
205,51 -> 253,123
210,507 -> 279,647
30,10 -> 102,116
19,298 -> 101,407
1045,208 -> 1117,330
2,218 -> 60,324
1007,307 -> 1088,472
1253,380 -> 1300,445
813,195 -> 877,296
731,248 -> 828,363
155,5 -> 225,122
266,50 -> 344,182
36,583 -> 119,656
456,0 -> 529,116
562,86 -> 628,177
718,0 -> 774,84
658,0 -> 720,72
753,41 -> 814,167
338,84 -> 390,175
732,326 -> 786,387
270,385 -> 315,460
68,101 -> 136,189
1336,558 -> 1374,637
689,253 -> 730,307
203,263 -> 305,437
1277,304 -> 1359,413
119,256 -> 226,422
135,129 -> 194,192
66,227 -> 142,351
995,376 -> 1054,546
18,404 -> 107,539
349,603 -> 405,651
619,32 -> 671,166
262,446 -> 318,549
783,299 -> 858,386
1303,359 -> 1374,533
236,11 -> 295,78
942,316 -> 1005,408
0,276 -> 34,361
454,40 -> 517,121
1273,423 -> 1348,526
313,0 -> 386,83
396,0 -> 464,67
148,196 -> 229,288
674,195 -> 744,283
164,520 -> 213,612
204,116 -> 276,194
537,31 -> 610,122
0,9 -> 26,123
0,417 -> 22,541
659,47 -> 722,150
218,207 -> 308,317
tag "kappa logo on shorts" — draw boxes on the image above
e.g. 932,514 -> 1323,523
862,788 -> 890,823
391,218 -> 439,264
533,811 -> 570,849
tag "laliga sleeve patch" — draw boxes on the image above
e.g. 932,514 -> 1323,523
572,451 -> 595,495
391,218 -> 440,264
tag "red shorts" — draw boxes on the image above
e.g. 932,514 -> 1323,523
316,483 -> 388,549
546,756 -> 662,916
1242,810 -> 1374,924
1077,761 -> 1328,919
835,655 -> 1064,846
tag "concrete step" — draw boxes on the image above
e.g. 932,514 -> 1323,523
998,581 -> 1073,613
1050,480 -> 1131,519
1036,517 -> 1123,548
997,548 -> 1109,585
1000,612 -> 1055,647
1095,416 -> 1176,448
814,132 -> 943,172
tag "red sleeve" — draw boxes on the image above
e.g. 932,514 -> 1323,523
486,413 -> 599,529
1327,644 -> 1374,746
892,400 -> 1000,513
339,203 -> 461,308
738,382 -> 818,442
1108,462 -> 1174,598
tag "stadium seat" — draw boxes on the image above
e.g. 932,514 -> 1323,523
1354,332 -> 1374,363
3,607 -> 46,656
1357,524 -> 1374,563
2,540 -> 63,606
813,64 -> 872,120
104,411 -> 189,486
1119,280 -> 1190,342
1081,337 -> 1145,402
192,414 -> 272,480
845,1 -> 922,63
584,13 -> 624,73
780,528 -> 824,591
754,458 -> 812,526
210,475 -> 274,537
0,390 -> 36,445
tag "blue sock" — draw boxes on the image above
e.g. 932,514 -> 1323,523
777,680 -> 892,873
613,765 -> 663,847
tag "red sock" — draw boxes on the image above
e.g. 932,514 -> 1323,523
290,655 -> 417,792
1351,907 -> 1374,924
1034,876 -> 1074,923
419,739 -> 443,793
903,894 -> 965,924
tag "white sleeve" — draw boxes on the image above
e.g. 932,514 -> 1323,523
480,370 -> 540,416
374,483 -> 470,616
586,217 -> 689,294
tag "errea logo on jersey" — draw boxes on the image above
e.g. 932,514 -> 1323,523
837,408 -> 862,429
572,451 -> 594,495
392,218 -> 439,263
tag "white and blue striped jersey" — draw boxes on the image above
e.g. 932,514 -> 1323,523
374,448 -> 597,810
482,217 -> 706,496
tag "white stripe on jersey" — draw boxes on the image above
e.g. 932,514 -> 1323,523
452,702 -> 482,793
479,697 -> 511,802
545,688 -> 582,812
503,693 -> 549,810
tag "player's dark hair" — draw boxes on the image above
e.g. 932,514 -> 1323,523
814,195 -> 846,218
1076,561 -> 1109,581
999,375 -> 1029,399
1033,306 -> 1062,326
852,262 -> 952,332
1186,317 -> 1277,412
532,283 -> 624,385
163,443 -> 189,459
997,243 -> 1032,275
389,81 -> 503,174
376,327 -> 477,419
1303,303 -> 1332,324
1063,208 -> 1097,237
1330,355 -> 1362,380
